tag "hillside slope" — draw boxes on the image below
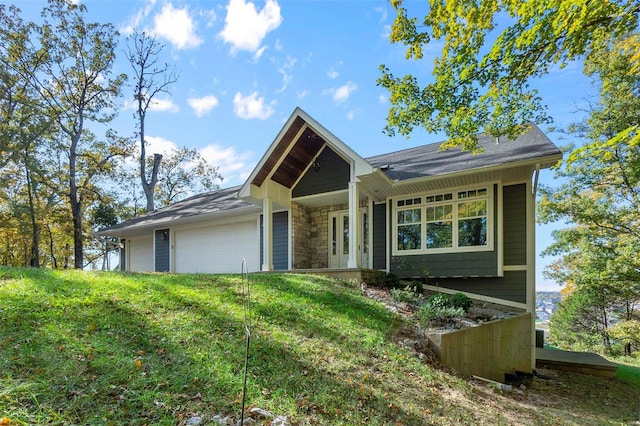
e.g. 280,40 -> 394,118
0,268 -> 637,425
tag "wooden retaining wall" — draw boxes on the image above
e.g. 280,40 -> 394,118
435,313 -> 532,383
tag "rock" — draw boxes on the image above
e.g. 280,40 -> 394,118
186,416 -> 203,426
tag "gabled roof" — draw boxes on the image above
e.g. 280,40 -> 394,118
239,107 -> 374,201
99,110 -> 562,237
367,124 -> 561,182
97,185 -> 259,237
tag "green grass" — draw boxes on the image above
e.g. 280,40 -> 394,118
1,267 -> 639,425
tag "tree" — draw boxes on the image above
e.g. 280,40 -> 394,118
539,40 -> 640,355
378,0 -> 640,150
13,0 -> 130,268
126,29 -> 179,212
0,4 -> 55,267
154,147 -> 223,207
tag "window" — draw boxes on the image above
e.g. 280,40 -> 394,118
394,187 -> 491,254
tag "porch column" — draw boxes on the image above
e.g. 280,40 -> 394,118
347,179 -> 360,268
262,197 -> 273,271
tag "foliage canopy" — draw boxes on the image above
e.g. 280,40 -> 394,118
379,0 -> 640,150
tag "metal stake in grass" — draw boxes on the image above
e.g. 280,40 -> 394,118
239,259 -> 252,425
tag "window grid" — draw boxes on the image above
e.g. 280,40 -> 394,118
394,187 -> 490,253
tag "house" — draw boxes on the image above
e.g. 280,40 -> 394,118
98,107 -> 561,315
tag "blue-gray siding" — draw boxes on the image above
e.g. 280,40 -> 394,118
372,203 -> 387,269
503,184 -> 527,266
292,147 -> 349,197
260,211 -> 289,270
427,271 -> 527,304
391,184 -> 499,278
389,183 -> 528,304
154,229 -> 170,272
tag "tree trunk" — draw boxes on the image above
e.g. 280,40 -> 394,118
25,163 -> 40,267
69,133 -> 83,269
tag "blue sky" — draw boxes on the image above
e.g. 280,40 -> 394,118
15,0 -> 598,290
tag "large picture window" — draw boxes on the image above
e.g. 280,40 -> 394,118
394,187 -> 491,254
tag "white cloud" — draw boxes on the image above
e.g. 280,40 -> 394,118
327,68 -> 339,79
233,92 -> 275,120
199,144 -> 255,185
276,55 -> 297,93
120,0 -> 157,35
219,0 -> 282,55
144,135 -> 178,155
378,93 -> 388,103
153,3 -> 203,50
327,81 -> 357,104
187,95 -> 220,117
296,89 -> 309,99
150,97 -> 180,113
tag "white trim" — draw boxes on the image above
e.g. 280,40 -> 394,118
497,181 -> 504,277
503,265 -> 527,271
422,284 -> 527,310
526,179 -> 536,369
287,208 -> 293,270
391,183 -> 496,256
385,199 -> 391,272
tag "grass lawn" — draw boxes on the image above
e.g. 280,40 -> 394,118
1,267 -> 639,425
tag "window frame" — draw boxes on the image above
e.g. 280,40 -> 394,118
392,185 -> 494,255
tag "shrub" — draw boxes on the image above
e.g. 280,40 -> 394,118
417,303 -> 464,324
427,293 -> 450,310
384,272 -> 400,288
449,292 -> 473,311
390,286 -> 424,304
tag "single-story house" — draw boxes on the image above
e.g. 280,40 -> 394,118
98,107 -> 561,313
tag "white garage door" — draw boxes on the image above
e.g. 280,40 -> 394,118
128,236 -> 153,272
174,220 -> 260,273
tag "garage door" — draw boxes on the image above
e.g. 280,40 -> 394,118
174,220 -> 259,273
128,236 -> 153,272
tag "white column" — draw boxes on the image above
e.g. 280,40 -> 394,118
262,197 -> 273,271
347,180 -> 360,268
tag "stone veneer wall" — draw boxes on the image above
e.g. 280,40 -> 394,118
291,202 -> 311,269
293,200 -> 370,269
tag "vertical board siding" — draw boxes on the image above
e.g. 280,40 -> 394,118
372,203 -> 387,270
154,229 -> 170,272
260,211 -> 289,270
503,184 -> 527,266
292,147 -> 349,197
438,313 -> 532,382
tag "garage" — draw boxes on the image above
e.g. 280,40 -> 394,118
173,218 -> 260,273
127,236 -> 153,272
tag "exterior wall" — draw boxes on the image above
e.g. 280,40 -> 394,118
372,202 -> 387,270
308,204 -> 341,268
389,183 -> 529,304
291,202 -> 311,269
391,184 -> 499,278
291,200 -> 370,269
154,229 -> 170,272
128,236 -> 153,272
503,184 -> 527,266
292,147 -> 349,197
260,211 -> 289,270
426,271 -> 527,304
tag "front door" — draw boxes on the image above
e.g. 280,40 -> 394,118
329,210 -> 369,268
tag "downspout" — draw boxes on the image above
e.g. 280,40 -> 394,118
532,163 -> 541,196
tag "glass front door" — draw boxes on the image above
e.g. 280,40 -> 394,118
329,210 -> 368,268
